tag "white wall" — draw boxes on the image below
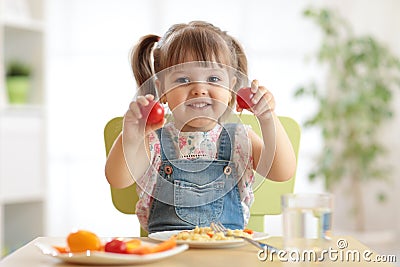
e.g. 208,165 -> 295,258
45,0 -> 400,238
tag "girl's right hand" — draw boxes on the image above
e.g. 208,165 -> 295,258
123,94 -> 165,142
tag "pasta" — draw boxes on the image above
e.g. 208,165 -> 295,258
174,226 -> 253,242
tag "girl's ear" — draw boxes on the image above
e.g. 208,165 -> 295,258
230,76 -> 237,89
155,79 -> 167,103
155,79 -> 161,91
229,76 -> 237,106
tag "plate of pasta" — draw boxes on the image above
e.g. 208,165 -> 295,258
148,227 -> 269,248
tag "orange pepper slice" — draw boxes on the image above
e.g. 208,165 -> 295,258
125,239 -> 142,253
150,238 -> 176,253
127,238 -> 176,255
53,245 -> 69,254
243,228 -> 254,235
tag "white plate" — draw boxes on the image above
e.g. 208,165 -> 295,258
35,241 -> 189,265
148,230 -> 269,248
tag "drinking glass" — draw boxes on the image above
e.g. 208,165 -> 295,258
282,193 -> 333,252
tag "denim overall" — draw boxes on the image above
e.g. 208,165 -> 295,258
147,124 -> 244,233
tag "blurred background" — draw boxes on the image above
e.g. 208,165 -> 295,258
0,0 -> 399,262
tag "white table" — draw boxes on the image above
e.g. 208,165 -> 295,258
0,236 -> 396,267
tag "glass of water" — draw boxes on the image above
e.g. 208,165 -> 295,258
282,193 -> 333,252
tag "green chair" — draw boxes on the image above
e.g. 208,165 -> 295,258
104,114 -> 300,234
241,115 -> 301,232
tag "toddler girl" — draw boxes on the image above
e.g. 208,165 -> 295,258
105,21 -> 296,233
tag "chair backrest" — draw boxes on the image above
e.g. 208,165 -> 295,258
104,114 -> 300,232
104,117 -> 139,215
239,115 -> 301,232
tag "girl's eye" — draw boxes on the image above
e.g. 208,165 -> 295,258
176,77 -> 190,83
208,76 -> 221,83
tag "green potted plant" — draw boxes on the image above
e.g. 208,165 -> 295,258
6,61 -> 32,104
295,8 -> 400,232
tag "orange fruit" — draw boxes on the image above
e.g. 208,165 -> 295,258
67,230 -> 102,252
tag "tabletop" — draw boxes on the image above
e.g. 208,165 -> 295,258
0,236 -> 396,267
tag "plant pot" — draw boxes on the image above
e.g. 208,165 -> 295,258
6,76 -> 30,104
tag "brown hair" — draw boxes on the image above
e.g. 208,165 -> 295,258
130,21 -> 248,102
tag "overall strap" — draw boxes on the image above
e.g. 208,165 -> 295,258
217,123 -> 237,161
155,127 -> 176,161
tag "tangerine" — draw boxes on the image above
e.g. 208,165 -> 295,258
67,230 -> 102,252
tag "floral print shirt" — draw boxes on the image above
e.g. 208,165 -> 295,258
135,122 -> 255,231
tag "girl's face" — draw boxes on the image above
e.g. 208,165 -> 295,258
159,62 -> 236,132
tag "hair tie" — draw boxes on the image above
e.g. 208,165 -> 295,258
156,36 -> 163,48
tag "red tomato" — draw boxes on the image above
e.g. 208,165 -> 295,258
236,87 -> 255,110
140,100 -> 165,125
104,239 -> 127,254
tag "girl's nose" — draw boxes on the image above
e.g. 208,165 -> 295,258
190,83 -> 208,96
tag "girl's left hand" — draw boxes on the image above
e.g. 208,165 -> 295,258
236,79 -> 275,120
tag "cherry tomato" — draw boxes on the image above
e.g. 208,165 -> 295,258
236,87 -> 255,110
140,100 -> 165,125
104,239 -> 127,254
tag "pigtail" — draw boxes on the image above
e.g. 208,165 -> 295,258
130,34 -> 160,93
227,37 -> 248,92
231,38 -> 248,76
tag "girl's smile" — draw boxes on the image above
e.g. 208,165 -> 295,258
185,97 -> 213,110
